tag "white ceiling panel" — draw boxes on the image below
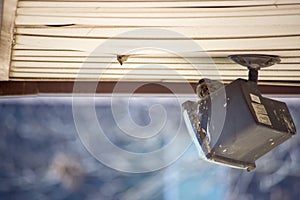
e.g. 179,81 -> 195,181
0,0 -> 299,85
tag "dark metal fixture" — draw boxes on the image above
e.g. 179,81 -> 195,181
182,54 -> 296,171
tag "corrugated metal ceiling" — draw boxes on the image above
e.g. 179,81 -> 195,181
1,0 -> 300,86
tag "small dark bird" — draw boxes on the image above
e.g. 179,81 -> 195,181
117,55 -> 129,65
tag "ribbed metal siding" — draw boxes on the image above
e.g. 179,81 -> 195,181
8,0 -> 300,84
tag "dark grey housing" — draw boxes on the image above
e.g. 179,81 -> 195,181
183,79 -> 296,171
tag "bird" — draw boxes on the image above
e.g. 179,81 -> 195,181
117,55 -> 130,65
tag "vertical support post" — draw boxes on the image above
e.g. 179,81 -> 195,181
0,0 -> 19,80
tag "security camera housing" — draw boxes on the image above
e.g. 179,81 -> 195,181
183,54 -> 296,171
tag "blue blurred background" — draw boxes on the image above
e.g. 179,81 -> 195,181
0,96 -> 299,200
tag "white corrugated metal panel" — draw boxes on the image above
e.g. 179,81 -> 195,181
5,0 -> 300,83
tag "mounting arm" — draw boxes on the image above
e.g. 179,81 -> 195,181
228,54 -> 281,83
